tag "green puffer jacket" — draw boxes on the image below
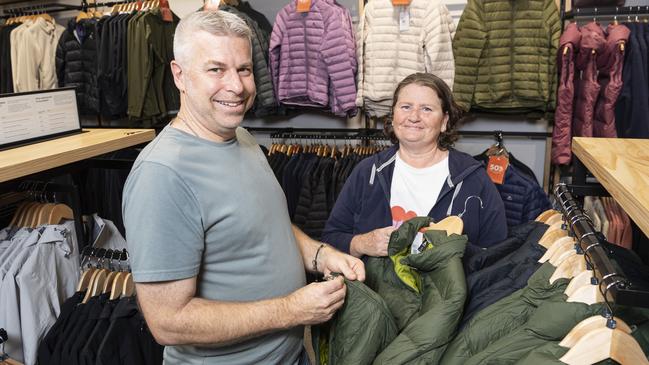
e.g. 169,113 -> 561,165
452,0 -> 561,115
315,217 -> 468,365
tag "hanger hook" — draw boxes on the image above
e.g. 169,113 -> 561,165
458,195 -> 484,218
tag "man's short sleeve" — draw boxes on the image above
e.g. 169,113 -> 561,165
122,161 -> 204,283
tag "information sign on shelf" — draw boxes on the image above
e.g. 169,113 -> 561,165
0,88 -> 82,150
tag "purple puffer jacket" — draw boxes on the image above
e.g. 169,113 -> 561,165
593,24 -> 630,138
269,0 -> 357,117
573,22 -> 606,138
551,23 -> 581,165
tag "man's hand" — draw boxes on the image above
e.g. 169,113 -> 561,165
349,226 -> 396,258
286,276 -> 346,325
318,245 -> 366,281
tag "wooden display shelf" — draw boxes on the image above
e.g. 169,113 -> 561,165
0,128 -> 155,183
572,137 -> 649,237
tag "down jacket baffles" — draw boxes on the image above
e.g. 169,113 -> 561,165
452,0 -> 561,115
56,18 -> 100,115
316,217 -> 468,365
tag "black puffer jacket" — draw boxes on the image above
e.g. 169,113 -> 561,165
56,18 -> 100,115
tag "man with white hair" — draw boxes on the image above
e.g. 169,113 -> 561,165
122,10 -> 365,365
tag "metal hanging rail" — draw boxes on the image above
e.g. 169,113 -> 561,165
554,183 -> 649,308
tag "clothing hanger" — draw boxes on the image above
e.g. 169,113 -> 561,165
18,202 -> 39,227
544,213 -> 563,226
560,315 -> 632,348
560,325 -> 649,365
47,204 -> 73,225
102,271 -> 120,294
550,253 -> 586,283
567,282 -> 604,304
564,269 -> 594,296
121,273 -> 135,297
538,227 -> 567,249
549,244 -> 579,267
535,209 -> 559,222
82,269 -> 108,303
539,236 -> 575,263
426,216 -> 464,235
77,268 -> 97,292
81,269 -> 103,303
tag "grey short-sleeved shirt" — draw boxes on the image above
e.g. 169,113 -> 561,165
122,126 -> 306,365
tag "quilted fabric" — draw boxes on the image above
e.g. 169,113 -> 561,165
452,0 -> 561,114
356,0 -> 456,117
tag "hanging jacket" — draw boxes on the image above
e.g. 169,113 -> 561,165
551,23 -> 581,165
368,218 -> 467,364
616,23 -> 649,138
463,221 -> 546,275
452,0 -> 561,114
11,18 -> 64,92
269,0 -> 356,116
322,146 -> 508,253
356,0 -> 455,118
572,22 -> 606,138
593,24 -> 630,138
462,222 -> 548,324
0,24 -> 20,93
56,18 -> 100,114
473,155 -> 551,227
440,262 -> 569,365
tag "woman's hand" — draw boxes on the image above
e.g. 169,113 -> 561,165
349,226 -> 396,258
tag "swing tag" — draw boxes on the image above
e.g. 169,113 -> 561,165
392,0 -> 412,5
399,6 -> 410,32
487,155 -> 509,185
297,0 -> 311,13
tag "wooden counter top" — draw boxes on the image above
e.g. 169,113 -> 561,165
572,137 -> 649,237
0,128 -> 155,183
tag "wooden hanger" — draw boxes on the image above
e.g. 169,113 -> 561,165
121,273 -> 135,297
535,209 -> 559,222
550,253 -> 586,283
426,216 -> 464,235
77,267 -> 97,292
539,236 -> 575,263
102,271 -> 120,294
109,272 -> 126,300
36,203 -> 56,227
538,227 -> 568,249
19,202 -> 40,227
565,269 -> 594,296
567,282 -> 604,304
560,326 -> 649,365
545,213 -> 563,226
547,237 -> 577,265
560,315 -> 632,347
9,202 -> 30,227
82,269 -> 109,303
47,203 -> 73,225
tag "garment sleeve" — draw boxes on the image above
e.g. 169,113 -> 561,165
423,3 -> 455,89
321,8 -> 357,115
545,0 -> 561,112
452,0 -> 487,111
477,172 -> 508,247
122,162 -> 204,282
268,10 -> 285,105
321,164 -> 365,254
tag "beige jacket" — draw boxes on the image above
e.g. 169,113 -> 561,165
356,0 -> 456,117
11,17 -> 64,92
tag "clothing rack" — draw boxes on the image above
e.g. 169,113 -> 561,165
245,127 -> 551,139
0,1 -> 128,19
554,183 -> 649,308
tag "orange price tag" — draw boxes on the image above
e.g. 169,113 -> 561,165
392,0 -> 412,5
487,155 -> 509,185
297,0 -> 311,13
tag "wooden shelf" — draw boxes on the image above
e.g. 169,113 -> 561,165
572,137 -> 649,237
0,128 -> 155,183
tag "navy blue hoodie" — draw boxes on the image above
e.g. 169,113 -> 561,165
322,146 -> 507,254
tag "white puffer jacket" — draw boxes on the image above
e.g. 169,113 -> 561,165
356,0 -> 456,117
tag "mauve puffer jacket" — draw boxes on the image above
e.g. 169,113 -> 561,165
593,24 -> 630,138
269,0 -> 357,116
551,23 -> 581,165
573,22 -> 606,138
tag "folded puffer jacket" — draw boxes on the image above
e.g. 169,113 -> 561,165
316,217 -> 468,365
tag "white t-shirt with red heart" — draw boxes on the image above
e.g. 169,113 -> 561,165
390,152 -> 449,253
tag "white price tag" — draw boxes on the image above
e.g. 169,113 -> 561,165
399,6 -> 410,32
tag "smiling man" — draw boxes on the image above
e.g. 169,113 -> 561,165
122,11 -> 365,365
